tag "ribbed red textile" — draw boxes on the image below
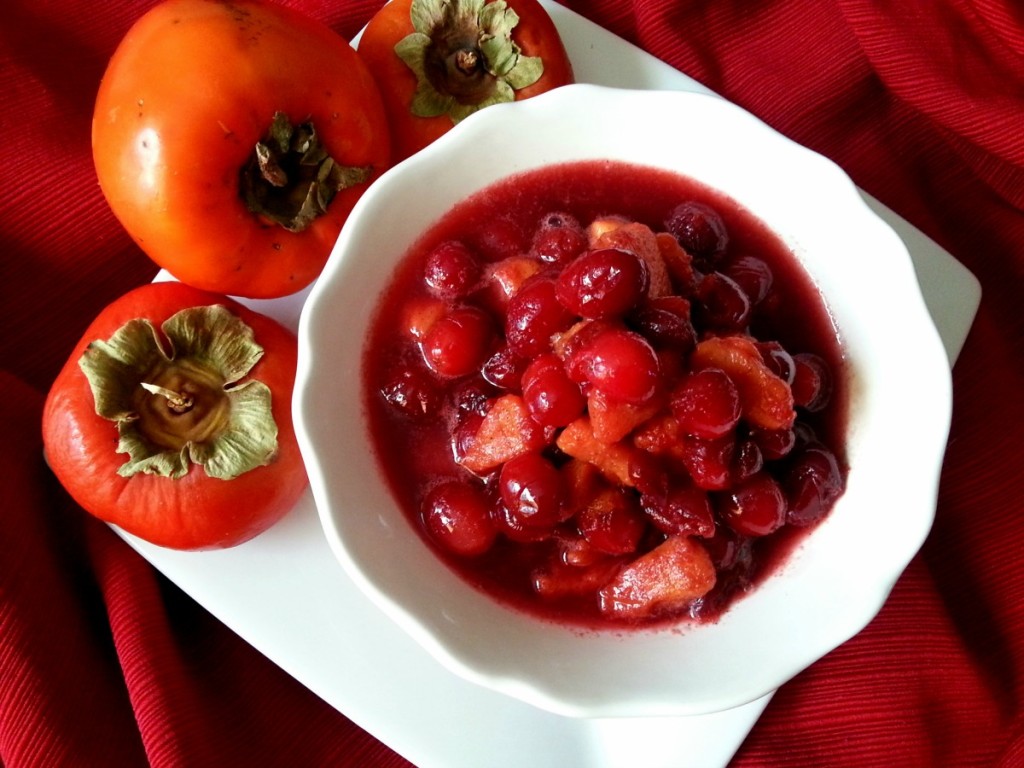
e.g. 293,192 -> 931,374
1,1 -> 1021,765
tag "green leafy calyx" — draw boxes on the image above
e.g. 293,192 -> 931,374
78,305 -> 278,480
395,0 -> 544,124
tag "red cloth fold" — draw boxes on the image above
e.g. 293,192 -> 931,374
1,0 -> 1021,765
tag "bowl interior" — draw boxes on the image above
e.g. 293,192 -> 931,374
294,85 -> 952,718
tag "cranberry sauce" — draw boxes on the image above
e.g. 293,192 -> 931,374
363,160 -> 848,629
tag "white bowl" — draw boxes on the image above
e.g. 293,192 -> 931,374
294,84 -> 952,718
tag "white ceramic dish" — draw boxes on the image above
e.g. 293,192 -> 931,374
119,3 -> 981,766
296,81 -> 955,719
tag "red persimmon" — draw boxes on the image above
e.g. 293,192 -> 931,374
357,0 -> 574,161
42,282 -> 308,550
92,0 -> 391,299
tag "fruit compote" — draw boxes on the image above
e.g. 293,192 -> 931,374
364,160 -> 848,628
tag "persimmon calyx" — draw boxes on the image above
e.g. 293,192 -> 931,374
78,305 -> 279,481
395,0 -> 544,123
241,111 -> 372,233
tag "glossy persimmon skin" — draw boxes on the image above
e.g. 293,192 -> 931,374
42,282 -> 308,550
92,0 -> 391,299
357,0 -> 574,162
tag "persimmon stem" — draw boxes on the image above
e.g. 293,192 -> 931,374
140,382 -> 194,413
240,112 -> 372,233
453,48 -> 480,76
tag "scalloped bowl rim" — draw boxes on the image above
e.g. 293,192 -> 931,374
294,84 -> 952,718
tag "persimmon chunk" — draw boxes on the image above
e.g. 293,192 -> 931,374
690,335 -> 796,430
598,536 -> 717,620
458,394 -> 549,475
587,389 -> 662,444
534,557 -> 626,600
556,417 -> 640,488
481,256 -> 543,310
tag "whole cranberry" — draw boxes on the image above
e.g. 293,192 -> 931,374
421,306 -> 494,377
750,426 -> 797,460
555,248 -> 648,319
474,216 -> 525,261
640,481 -> 716,537
719,472 -> 787,537
664,201 -> 729,269
724,254 -> 773,305
670,368 -> 742,439
505,277 -> 576,357
421,481 -> 497,557
756,341 -> 796,385
499,453 -> 568,530
521,354 -> 586,427
791,353 -> 833,412
567,326 -> 660,404
702,525 -> 752,571
379,366 -> 441,419
576,489 -> 646,555
629,295 -> 697,351
677,433 -> 736,490
694,271 -> 752,331
423,240 -> 480,300
785,444 -> 844,526
481,345 -> 529,390
731,437 -> 764,483
531,211 -> 588,265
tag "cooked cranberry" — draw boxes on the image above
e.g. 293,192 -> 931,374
670,368 -> 741,439
499,453 -> 568,529
791,352 -> 833,412
751,426 -> 797,460
719,472 -> 787,537
421,306 -> 494,377
481,345 -> 528,390
421,481 -> 497,557
785,444 -> 844,526
664,201 -> 729,268
505,277 -> 576,357
694,271 -> 752,330
702,525 -> 752,571
380,366 -> 441,419
555,248 -> 648,319
628,295 -> 697,351
423,241 -> 480,300
731,437 -> 764,482
677,433 -> 736,490
474,216 -> 525,261
449,378 -> 496,418
567,326 -> 659,404
576,489 -> 646,555
627,452 -> 670,497
724,254 -> 773,305
492,499 -> 553,542
640,481 -> 716,537
531,212 -> 588,265
450,411 -> 484,465
558,319 -> 613,376
793,420 -> 819,449
756,341 -> 796,385
522,354 -> 586,427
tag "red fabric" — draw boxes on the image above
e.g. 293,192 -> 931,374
1,0 -> 1021,765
